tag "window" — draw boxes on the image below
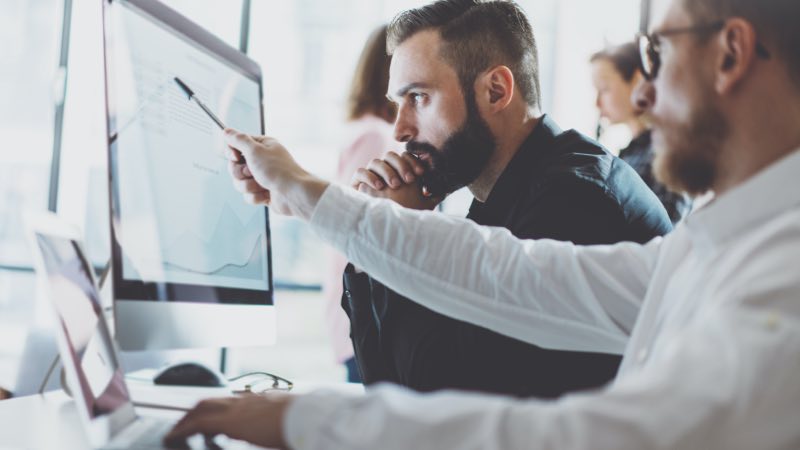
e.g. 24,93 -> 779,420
0,0 -> 62,267
0,0 -> 64,388
541,0 -> 643,150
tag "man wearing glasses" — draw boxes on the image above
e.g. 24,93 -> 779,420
166,0 -> 800,448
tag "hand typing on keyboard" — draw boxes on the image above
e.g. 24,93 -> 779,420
164,392 -> 295,449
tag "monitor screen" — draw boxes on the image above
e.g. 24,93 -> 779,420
34,233 -> 130,419
106,0 -> 272,304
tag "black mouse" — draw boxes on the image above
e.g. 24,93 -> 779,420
153,362 -> 227,387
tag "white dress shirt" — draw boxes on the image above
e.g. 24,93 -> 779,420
285,148 -> 800,449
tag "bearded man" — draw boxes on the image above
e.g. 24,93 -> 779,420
340,0 -> 672,398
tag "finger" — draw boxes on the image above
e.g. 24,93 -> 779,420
172,399 -> 228,430
228,161 -> 252,181
204,433 -> 223,450
165,414 -> 223,446
233,177 -> 267,195
224,129 -> 259,159
384,151 -> 417,183
162,437 -> 191,449
403,152 -> 427,175
350,168 -> 386,190
356,183 -> 373,194
366,159 -> 403,188
166,402 -> 218,442
244,191 -> 270,205
225,146 -> 245,164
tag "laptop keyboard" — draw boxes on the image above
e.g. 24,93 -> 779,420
102,417 -> 252,449
103,417 -> 175,449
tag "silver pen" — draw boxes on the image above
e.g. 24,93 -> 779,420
174,76 -> 244,163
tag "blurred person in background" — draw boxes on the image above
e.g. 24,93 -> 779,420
591,42 -> 691,223
321,24 -> 397,383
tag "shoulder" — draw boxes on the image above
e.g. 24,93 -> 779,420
530,132 -> 672,241
545,129 -> 612,177
717,211 -> 800,286
532,130 -> 616,200
702,211 -> 800,317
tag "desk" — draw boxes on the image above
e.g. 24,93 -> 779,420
0,380 -> 363,449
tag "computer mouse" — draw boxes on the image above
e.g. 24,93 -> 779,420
153,362 -> 227,387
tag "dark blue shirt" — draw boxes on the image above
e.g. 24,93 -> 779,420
619,130 -> 692,224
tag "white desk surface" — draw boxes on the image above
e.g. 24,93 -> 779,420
0,379 -> 363,449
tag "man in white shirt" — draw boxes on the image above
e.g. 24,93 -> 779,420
166,0 -> 800,448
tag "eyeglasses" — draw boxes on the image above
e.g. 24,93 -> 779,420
637,20 -> 771,81
229,371 -> 294,394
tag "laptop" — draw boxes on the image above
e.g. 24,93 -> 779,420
27,215 -> 247,449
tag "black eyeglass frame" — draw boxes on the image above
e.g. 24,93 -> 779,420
637,20 -> 771,81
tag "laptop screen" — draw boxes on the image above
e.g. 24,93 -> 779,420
34,233 -> 131,419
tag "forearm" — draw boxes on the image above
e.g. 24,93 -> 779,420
284,175 -> 330,220
310,184 -> 656,354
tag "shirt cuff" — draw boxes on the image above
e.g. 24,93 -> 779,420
309,184 -> 367,257
284,389 -> 359,450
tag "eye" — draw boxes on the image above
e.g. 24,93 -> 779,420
408,92 -> 428,106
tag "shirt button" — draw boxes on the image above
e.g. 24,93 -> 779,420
636,348 -> 649,363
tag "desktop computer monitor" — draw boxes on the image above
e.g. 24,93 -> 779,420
102,0 -> 275,352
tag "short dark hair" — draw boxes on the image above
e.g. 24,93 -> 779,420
683,0 -> 800,88
590,42 -> 641,82
387,0 -> 541,108
347,25 -> 397,122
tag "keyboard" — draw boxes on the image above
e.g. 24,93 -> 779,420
103,416 -> 176,449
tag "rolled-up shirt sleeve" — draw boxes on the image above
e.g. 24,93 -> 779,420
310,184 -> 660,354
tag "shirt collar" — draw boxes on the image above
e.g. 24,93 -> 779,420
468,115 -> 561,223
685,147 -> 800,249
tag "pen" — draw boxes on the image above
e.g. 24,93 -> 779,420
173,76 -> 245,163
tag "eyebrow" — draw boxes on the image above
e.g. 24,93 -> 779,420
387,82 -> 431,103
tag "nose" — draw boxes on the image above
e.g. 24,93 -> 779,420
393,105 -> 417,143
595,93 -> 602,111
632,78 -> 655,113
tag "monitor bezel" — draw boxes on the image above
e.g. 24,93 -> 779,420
102,0 -> 274,307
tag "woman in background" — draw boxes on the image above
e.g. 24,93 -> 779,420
591,42 -> 690,224
322,25 -> 397,383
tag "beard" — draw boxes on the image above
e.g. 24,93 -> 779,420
405,92 -> 496,197
651,96 -> 729,197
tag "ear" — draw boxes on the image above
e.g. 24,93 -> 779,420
476,65 -> 514,113
714,18 -> 760,95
